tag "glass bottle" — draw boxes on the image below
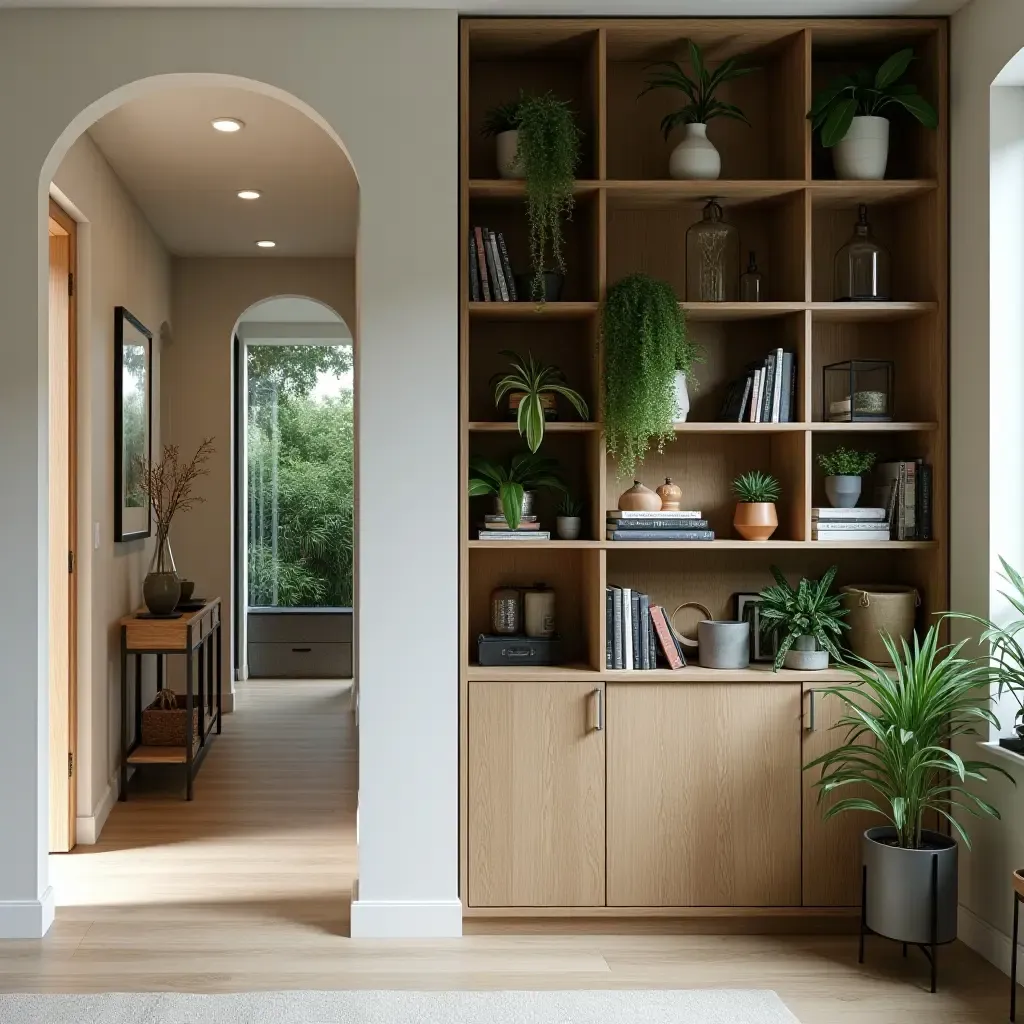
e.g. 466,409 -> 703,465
739,250 -> 763,302
686,199 -> 739,302
833,204 -> 891,301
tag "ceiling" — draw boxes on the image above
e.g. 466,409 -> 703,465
87,86 -> 357,257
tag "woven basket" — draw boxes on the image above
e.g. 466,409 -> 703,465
141,695 -> 199,747
840,584 -> 919,665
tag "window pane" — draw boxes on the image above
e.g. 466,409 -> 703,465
247,343 -> 353,609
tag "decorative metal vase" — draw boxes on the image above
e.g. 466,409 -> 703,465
143,530 -> 181,615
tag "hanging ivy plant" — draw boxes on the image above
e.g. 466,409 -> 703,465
602,273 -> 701,478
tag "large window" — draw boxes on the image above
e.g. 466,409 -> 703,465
247,343 -> 353,608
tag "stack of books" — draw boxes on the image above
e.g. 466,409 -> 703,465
812,507 -> 890,542
477,513 -> 549,541
718,348 -> 798,423
875,459 -> 933,541
469,226 -> 517,302
606,509 -> 714,542
605,586 -> 688,671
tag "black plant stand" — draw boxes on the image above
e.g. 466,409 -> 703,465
859,857 -> 952,994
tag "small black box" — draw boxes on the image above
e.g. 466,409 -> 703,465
477,634 -> 563,667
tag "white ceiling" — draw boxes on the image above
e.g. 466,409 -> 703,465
87,86 -> 357,257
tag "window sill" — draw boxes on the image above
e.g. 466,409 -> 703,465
979,740 -> 1024,772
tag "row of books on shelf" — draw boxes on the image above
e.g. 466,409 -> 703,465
718,349 -> 798,423
606,509 -> 714,542
468,226 -> 518,302
605,586 -> 687,671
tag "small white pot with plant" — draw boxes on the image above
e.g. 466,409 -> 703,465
808,48 -> 938,181
482,98 -> 525,180
556,494 -> 584,541
817,446 -> 876,508
757,564 -> 848,671
639,40 -> 757,181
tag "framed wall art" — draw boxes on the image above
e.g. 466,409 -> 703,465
114,306 -> 152,542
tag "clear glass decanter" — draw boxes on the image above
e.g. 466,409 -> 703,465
686,199 -> 739,302
833,204 -> 891,301
739,250 -> 763,302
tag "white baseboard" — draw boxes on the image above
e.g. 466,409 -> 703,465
0,886 -> 54,938
350,897 -> 463,938
959,902 -> 1022,979
76,768 -> 123,845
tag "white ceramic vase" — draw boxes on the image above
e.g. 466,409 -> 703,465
672,371 -> 690,424
496,129 -> 524,180
668,123 -> 721,180
833,115 -> 890,180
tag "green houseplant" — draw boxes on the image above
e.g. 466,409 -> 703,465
482,91 -> 582,301
808,48 -> 938,180
492,350 -> 589,453
639,40 -> 757,180
757,563 -> 848,670
468,452 -> 565,531
602,273 -> 702,477
804,625 -> 1011,948
732,470 -> 780,541
817,446 -> 876,508
556,493 -> 585,541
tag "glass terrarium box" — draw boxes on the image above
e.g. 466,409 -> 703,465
823,360 -> 894,422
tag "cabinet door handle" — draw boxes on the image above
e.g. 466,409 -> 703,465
292,647 -> 312,654
592,688 -> 604,731
805,689 -> 816,732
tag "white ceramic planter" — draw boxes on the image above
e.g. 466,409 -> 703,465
669,123 -> 721,180
784,635 -> 829,671
672,371 -> 690,424
556,516 -> 581,540
825,475 -> 862,508
833,115 -> 890,180
496,129 -> 524,180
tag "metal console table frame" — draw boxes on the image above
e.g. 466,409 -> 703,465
119,597 -> 222,801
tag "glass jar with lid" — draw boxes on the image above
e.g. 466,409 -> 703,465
833,204 -> 891,301
686,199 -> 739,302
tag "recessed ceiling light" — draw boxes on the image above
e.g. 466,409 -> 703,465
256,240 -> 276,249
237,190 -> 261,200
212,118 -> 244,133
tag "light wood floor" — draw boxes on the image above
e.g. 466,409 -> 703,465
0,678 -> 1013,1022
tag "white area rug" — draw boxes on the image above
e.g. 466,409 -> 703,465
0,989 -> 800,1023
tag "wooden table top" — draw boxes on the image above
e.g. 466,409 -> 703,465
121,597 -> 221,652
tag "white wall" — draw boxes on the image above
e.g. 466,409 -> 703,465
0,8 -> 458,939
51,134 -> 172,845
951,0 -> 1024,979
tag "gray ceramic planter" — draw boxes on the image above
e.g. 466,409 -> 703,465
784,634 -> 829,671
825,474 -> 862,508
862,826 -> 958,945
697,620 -> 750,669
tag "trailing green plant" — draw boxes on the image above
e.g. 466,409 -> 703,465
639,39 -> 757,138
732,470 -> 781,504
492,350 -> 588,453
758,564 -> 848,671
602,273 -> 702,477
817,446 -> 876,477
467,452 -> 566,530
558,493 -> 584,518
804,625 -> 1013,850
808,48 -> 939,149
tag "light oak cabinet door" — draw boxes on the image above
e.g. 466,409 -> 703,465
468,681 -> 605,908
802,683 -> 875,906
606,683 -> 802,907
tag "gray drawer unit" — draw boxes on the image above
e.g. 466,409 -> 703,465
247,609 -> 353,678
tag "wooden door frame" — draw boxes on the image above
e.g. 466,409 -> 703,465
48,197 -> 78,849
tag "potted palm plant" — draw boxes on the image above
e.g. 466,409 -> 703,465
805,625 -> 1011,949
817,446 -> 876,508
732,470 -> 780,541
757,564 -> 849,670
808,48 -> 938,180
492,350 -> 589,453
468,452 -> 566,531
639,39 -> 757,180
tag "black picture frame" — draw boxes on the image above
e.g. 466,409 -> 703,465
735,593 -> 777,664
114,306 -> 153,542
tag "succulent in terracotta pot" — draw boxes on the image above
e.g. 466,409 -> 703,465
732,470 -> 780,541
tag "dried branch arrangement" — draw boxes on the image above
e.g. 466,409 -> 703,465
135,438 -> 215,538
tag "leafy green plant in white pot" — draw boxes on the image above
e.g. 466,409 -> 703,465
482,98 -> 525,180
808,48 -> 938,181
468,452 -> 566,531
817,446 -> 876,508
758,564 -> 848,670
805,625 -> 1011,951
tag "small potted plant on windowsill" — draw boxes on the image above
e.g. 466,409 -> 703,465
732,470 -> 780,541
468,452 -> 566,531
817,446 -> 876,508
758,564 -> 848,671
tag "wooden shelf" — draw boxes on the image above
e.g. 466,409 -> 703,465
470,179 -> 600,199
468,421 -> 600,433
126,711 -> 216,765
671,421 -> 805,433
470,539 -> 604,549
604,180 -> 804,205
681,301 -> 803,321
468,301 -> 598,320
810,421 -> 938,433
471,539 -> 937,551
810,302 -> 938,322
468,663 -> 866,683
807,180 -> 938,206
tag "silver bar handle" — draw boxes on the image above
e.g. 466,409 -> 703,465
593,687 -> 604,731
805,689 -> 816,732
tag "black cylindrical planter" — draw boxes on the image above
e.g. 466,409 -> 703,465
515,271 -> 564,303
862,826 -> 958,945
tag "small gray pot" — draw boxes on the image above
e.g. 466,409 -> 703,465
784,634 -> 829,671
697,620 -> 750,670
862,826 -> 958,945
143,572 -> 181,616
556,516 -> 581,540
825,474 -> 862,508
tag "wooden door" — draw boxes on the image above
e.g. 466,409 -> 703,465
802,682 -> 874,906
48,199 -> 77,852
606,683 -> 802,907
468,681 -> 605,908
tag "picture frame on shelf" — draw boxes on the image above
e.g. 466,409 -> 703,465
735,593 -> 776,664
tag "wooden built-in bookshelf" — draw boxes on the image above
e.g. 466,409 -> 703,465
459,17 -> 947,917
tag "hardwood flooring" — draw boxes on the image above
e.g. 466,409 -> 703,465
0,679 -> 1014,1022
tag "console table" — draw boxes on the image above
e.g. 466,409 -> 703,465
119,597 -> 222,801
